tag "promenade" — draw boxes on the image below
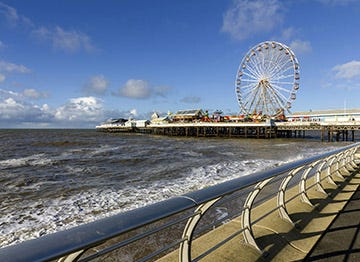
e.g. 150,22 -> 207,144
1,145 -> 358,262
304,182 -> 360,261
159,165 -> 360,261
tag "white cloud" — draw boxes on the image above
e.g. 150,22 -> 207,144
279,27 -> 296,40
0,92 -> 52,122
322,60 -> 360,91
221,0 -> 283,40
116,79 -> 151,99
318,0 -> 358,5
290,40 -> 312,54
180,96 -> 201,104
1,3 -> 96,54
332,61 -> 360,79
22,88 -> 48,99
0,60 -> 30,85
113,79 -> 171,99
54,96 -> 104,122
154,85 -> 172,98
32,26 -> 96,53
0,40 -> 4,49
83,75 -> 108,95
0,2 -> 33,27
0,89 -> 109,127
0,60 -> 30,73
0,73 -> 5,82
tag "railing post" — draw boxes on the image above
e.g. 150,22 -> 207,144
277,167 -> 303,225
299,161 -> 319,207
348,147 -> 359,169
315,160 -> 328,196
179,197 -> 221,262
241,178 -> 272,252
57,249 -> 87,262
334,152 -> 345,180
326,156 -> 337,185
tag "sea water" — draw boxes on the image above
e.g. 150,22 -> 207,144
0,129 -> 348,247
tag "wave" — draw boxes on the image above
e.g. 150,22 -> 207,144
0,154 -> 54,169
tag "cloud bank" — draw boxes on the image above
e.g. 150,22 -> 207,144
1,2 -> 96,53
332,61 -> 360,79
83,75 -> 109,95
0,89 -> 107,127
113,79 -> 171,99
222,0 -> 283,40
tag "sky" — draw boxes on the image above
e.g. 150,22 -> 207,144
0,0 -> 360,128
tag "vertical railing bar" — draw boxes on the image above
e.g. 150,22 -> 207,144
241,178 -> 273,253
299,161 -> 319,207
335,152 -> 345,179
326,156 -> 337,185
315,159 -> 329,196
179,197 -> 222,262
277,166 -> 303,225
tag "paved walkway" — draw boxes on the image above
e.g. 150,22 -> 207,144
304,183 -> 360,261
158,166 -> 360,262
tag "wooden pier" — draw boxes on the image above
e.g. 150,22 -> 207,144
276,121 -> 360,142
149,122 -> 276,139
96,121 -> 360,142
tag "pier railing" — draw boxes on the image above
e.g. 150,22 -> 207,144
1,143 -> 359,261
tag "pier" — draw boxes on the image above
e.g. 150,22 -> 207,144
96,120 -> 360,142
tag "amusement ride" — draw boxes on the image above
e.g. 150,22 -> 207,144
235,41 -> 300,119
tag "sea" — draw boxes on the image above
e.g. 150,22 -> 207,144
0,129 -> 353,248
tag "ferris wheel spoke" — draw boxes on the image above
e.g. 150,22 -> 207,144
267,88 -> 287,111
244,64 -> 261,80
260,89 -> 269,113
242,71 -> 259,80
271,80 -> 294,86
242,87 -> 259,102
247,59 -> 263,78
268,51 -> 287,74
243,86 -> 261,109
269,85 -> 290,103
270,60 -> 292,79
272,73 -> 294,81
241,78 -> 260,83
264,92 -> 278,115
241,82 -> 258,90
270,83 -> 292,94
270,52 -> 291,73
271,64 -> 294,79
251,51 -> 266,75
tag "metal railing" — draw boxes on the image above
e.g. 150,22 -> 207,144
1,143 -> 359,262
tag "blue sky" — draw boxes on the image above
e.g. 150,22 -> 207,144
0,0 -> 360,128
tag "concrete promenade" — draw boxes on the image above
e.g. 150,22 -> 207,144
159,166 -> 360,261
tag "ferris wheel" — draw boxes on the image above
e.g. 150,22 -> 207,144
235,41 -> 299,117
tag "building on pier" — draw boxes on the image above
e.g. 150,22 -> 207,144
172,109 -> 204,122
289,109 -> 360,122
